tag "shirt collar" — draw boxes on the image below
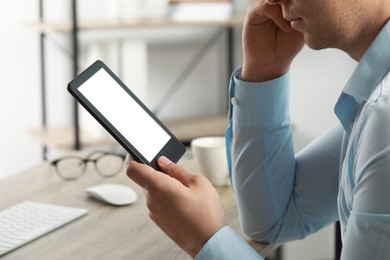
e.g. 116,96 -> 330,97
343,19 -> 390,101
335,19 -> 390,134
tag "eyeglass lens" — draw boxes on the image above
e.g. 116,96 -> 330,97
55,157 -> 86,180
95,154 -> 124,177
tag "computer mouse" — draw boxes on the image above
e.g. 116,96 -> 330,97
85,183 -> 137,206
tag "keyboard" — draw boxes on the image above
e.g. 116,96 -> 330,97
0,201 -> 88,257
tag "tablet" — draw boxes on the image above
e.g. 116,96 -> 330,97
67,60 -> 186,170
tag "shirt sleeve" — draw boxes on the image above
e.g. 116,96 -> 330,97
196,226 -> 263,260
226,69 -> 342,244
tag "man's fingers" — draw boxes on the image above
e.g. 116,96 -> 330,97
263,4 -> 292,32
264,0 -> 279,5
126,155 -> 201,193
126,156 -> 166,191
157,156 -> 199,188
248,1 -> 291,32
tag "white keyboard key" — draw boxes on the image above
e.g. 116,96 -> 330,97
20,224 -> 53,242
0,201 -> 87,257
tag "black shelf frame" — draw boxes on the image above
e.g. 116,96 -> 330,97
39,0 -> 81,160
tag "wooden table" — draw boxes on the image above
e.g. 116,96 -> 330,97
0,151 -> 277,259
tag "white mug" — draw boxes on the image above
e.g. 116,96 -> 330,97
191,136 -> 230,186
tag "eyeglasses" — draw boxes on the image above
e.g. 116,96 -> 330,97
51,151 -> 126,181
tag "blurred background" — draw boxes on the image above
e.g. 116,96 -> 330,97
0,0 -> 357,259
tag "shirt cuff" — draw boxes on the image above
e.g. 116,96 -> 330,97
231,72 -> 290,128
195,226 -> 263,260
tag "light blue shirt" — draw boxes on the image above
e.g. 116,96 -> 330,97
196,20 -> 390,260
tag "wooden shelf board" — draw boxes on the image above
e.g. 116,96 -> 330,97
26,15 -> 244,33
29,115 -> 228,149
29,126 -> 116,150
164,114 -> 228,142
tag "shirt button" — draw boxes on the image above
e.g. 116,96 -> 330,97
349,122 -> 354,129
231,97 -> 238,106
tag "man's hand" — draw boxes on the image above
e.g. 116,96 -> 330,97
126,156 -> 226,258
242,0 -> 305,82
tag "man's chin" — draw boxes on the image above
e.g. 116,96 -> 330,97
303,35 -> 330,51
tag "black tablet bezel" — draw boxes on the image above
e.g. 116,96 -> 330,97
67,60 -> 185,170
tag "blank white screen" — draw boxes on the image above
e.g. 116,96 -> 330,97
79,68 -> 171,162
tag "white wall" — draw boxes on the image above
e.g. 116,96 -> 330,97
291,47 -> 357,144
0,1 -> 41,179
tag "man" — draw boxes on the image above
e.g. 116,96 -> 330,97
126,0 -> 390,259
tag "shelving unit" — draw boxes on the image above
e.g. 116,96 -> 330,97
33,0 -> 243,157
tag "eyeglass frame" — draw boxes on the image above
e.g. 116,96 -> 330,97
50,150 -> 126,181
